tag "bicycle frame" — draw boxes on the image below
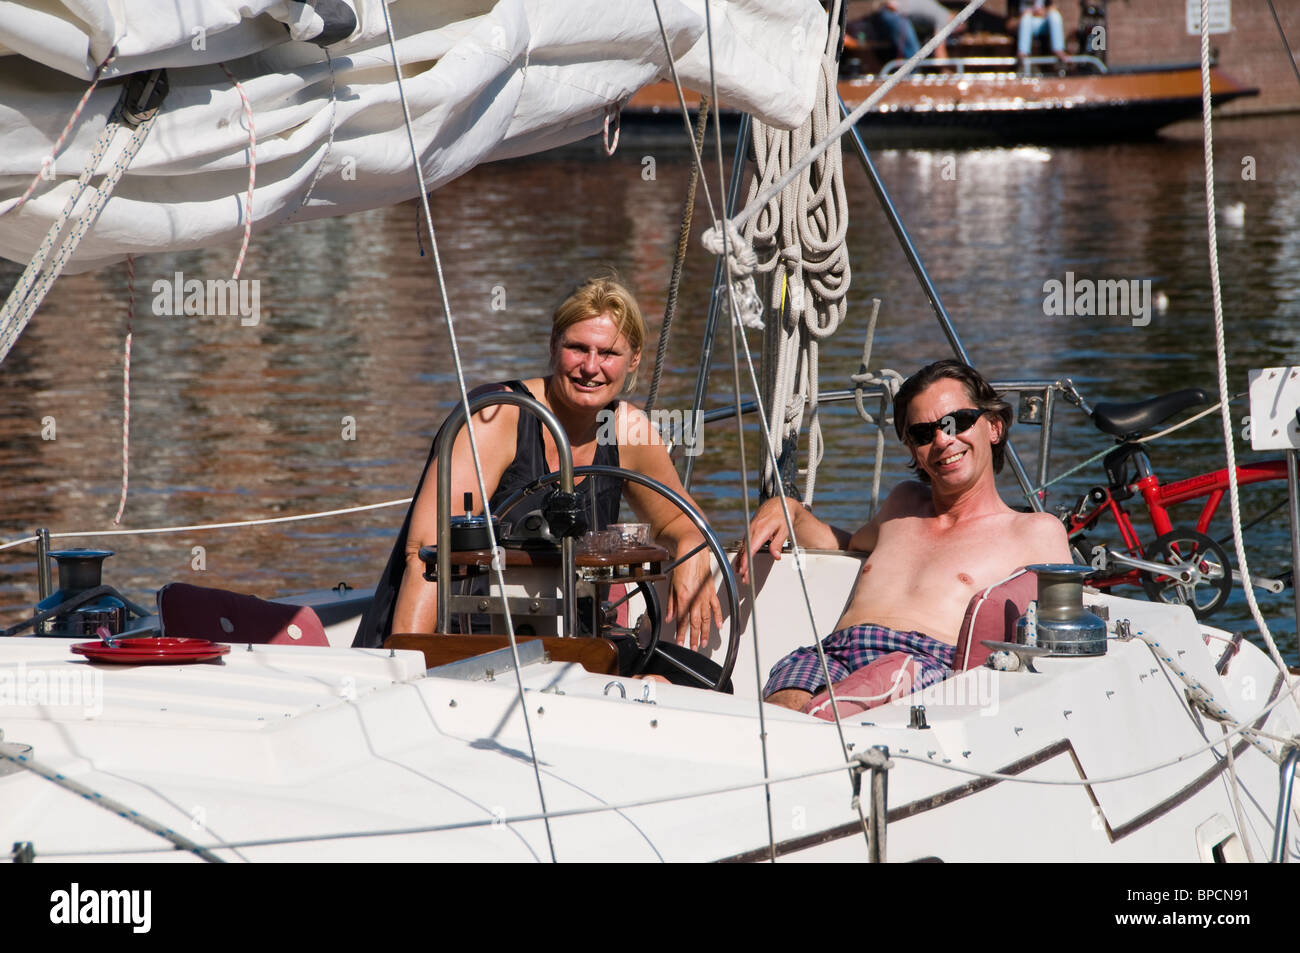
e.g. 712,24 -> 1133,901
1067,445 -> 1288,588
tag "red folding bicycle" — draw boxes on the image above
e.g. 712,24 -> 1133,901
1056,385 -> 1293,620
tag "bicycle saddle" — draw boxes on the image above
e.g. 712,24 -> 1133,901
1090,388 -> 1211,439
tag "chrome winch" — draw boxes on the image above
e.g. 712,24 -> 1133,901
1015,563 -> 1108,657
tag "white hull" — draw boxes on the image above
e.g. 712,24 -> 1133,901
3,552 -> 1296,862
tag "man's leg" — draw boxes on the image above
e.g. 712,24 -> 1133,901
762,631 -> 859,710
1016,14 -> 1037,58
1046,9 -> 1067,59
767,688 -> 813,711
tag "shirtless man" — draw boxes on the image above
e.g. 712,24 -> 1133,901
738,359 -> 1070,711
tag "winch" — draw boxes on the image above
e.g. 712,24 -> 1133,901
1016,563 -> 1108,656
32,549 -> 131,637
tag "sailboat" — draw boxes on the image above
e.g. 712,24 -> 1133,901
0,0 -> 1297,864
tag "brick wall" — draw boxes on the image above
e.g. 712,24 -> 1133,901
846,1 -> 1300,115
1100,0 -> 1300,115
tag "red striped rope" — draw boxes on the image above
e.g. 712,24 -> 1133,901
5,46 -> 118,216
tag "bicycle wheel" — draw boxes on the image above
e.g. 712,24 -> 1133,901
1140,529 -> 1232,620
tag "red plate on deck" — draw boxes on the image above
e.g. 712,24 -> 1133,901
71,637 -> 232,664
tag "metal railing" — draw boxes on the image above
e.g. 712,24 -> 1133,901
879,54 -> 1108,76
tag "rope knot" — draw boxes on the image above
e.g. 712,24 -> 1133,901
701,221 -> 758,277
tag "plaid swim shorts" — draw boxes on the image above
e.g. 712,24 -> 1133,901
763,623 -> 956,698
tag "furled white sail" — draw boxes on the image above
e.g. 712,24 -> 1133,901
0,0 -> 827,273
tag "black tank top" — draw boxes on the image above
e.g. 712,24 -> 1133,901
352,380 -> 623,647
490,380 -> 621,530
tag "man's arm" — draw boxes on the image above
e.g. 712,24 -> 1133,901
737,494 -> 880,582
1018,510 -> 1073,566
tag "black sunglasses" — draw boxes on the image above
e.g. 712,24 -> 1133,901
905,408 -> 985,446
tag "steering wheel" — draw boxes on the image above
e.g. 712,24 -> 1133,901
493,464 -> 740,691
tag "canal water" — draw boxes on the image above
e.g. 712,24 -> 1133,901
2,114 -> 1297,659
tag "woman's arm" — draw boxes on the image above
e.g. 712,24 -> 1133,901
616,406 -> 723,652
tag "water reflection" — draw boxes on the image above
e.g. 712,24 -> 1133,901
1,116 -> 1297,656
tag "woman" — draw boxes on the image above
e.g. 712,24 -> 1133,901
355,275 -> 724,672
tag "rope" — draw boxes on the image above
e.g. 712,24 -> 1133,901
378,2 -> 557,863
689,0 -> 873,855
1197,0 -> 1294,688
220,63 -> 257,281
849,298 -> 901,518
0,77 -> 164,365
1133,629 -> 1276,761
0,744 -> 225,862
603,104 -> 621,155
721,0 -> 987,239
288,49 -> 339,220
645,96 -> 711,415
112,255 -> 134,526
1,45 -> 119,217
743,42 -> 851,504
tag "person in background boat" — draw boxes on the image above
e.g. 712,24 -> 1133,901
1007,0 -> 1069,69
870,0 -> 960,63
355,274 -> 725,680
737,359 -> 1070,712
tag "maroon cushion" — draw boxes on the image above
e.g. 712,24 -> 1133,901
157,582 -> 329,646
801,652 -> 920,721
952,569 -> 1038,671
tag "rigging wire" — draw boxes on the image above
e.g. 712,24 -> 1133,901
29,666 -> 1300,860
1197,0 -> 1295,689
648,0 -> 861,760
700,8 -> 778,865
1264,0 -> 1300,91
690,0 -> 874,855
645,96 -> 711,416
0,499 -> 412,552
377,4 -> 557,862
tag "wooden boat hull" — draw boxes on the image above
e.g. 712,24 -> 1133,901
626,64 -> 1258,146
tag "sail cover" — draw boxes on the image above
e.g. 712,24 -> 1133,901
0,0 -> 827,274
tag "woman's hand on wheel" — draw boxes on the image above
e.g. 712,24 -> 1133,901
665,545 -> 723,653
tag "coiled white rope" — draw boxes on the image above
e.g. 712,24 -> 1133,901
709,45 -> 851,503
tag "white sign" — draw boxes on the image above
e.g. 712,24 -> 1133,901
1247,367 -> 1300,451
1187,0 -> 1231,36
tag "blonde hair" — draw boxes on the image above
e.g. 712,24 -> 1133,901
551,274 -> 646,392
